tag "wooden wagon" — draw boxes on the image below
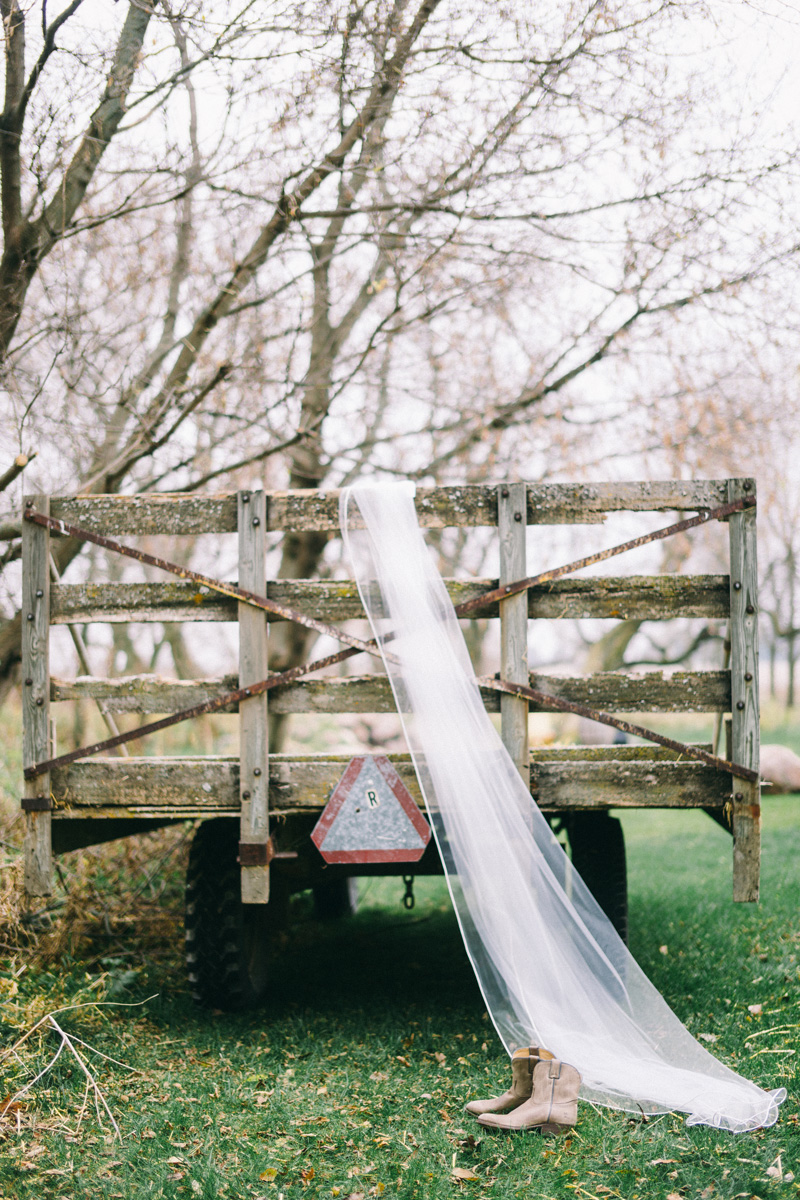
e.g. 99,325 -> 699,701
21,479 -> 760,1009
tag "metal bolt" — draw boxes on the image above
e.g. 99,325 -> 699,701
746,604 -> 755,614
744,672 -> 753,682
736,700 -> 745,710
26,613 -> 33,621
733,581 -> 742,591
36,698 -> 43,707
735,792 -> 743,802
252,516 -> 260,526
514,511 -> 522,522
25,499 -> 33,507
25,678 -> 32,686
35,589 -> 43,598
253,767 -> 262,777
501,486 -> 509,498
244,688 -> 251,696
743,480 -> 752,491
242,790 -> 251,800
242,493 -> 250,503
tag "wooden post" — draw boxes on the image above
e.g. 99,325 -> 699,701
728,477 -> 760,902
498,483 -> 529,792
22,494 -> 52,896
238,490 -> 270,904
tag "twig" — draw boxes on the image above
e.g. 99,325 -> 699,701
47,1015 -> 121,1139
0,452 -> 35,494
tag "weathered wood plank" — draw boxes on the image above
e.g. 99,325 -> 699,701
51,669 -> 732,715
51,749 -> 729,813
50,481 -> 730,535
22,494 -> 53,896
52,494 -> 239,535
499,484 -> 529,789
51,580 -> 233,623
238,490 -> 269,903
51,574 -> 730,624
532,760 -> 731,808
728,478 -> 760,902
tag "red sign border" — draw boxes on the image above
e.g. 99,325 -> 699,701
311,755 -> 431,864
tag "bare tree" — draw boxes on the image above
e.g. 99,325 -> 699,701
0,0 -> 799,717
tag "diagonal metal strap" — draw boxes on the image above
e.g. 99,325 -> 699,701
479,676 -> 758,784
23,508 -> 389,664
456,495 -> 755,616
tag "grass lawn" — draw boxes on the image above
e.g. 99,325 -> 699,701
0,799 -> 798,1200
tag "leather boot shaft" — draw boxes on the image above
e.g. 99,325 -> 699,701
475,1057 -> 582,1133
464,1046 -> 553,1117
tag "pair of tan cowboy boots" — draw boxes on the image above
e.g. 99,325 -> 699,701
465,1045 -> 581,1135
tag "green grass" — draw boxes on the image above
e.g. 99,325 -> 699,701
1,801 -> 799,1200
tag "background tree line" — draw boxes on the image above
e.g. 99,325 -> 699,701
1,0 -> 799,718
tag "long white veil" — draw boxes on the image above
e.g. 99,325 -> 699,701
340,481 -> 784,1132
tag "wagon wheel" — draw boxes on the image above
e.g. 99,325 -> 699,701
185,818 -> 288,1010
566,811 -> 628,945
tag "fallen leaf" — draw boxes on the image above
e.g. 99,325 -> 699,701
650,1159 -> 677,1165
748,1004 -> 763,1015
434,1051 -> 446,1065
396,1056 -> 411,1067
348,1193 -> 365,1200
301,1166 -> 315,1184
166,1157 -> 185,1165
0,1095 -> 25,1119
452,1167 -> 480,1182
698,1033 -> 718,1043
659,945 -> 669,955
140,1130 -> 156,1140
666,1193 -> 683,1200
259,1168 -> 278,1181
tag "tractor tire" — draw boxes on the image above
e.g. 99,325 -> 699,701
185,818 -> 287,1011
567,811 -> 629,945
313,876 -> 359,920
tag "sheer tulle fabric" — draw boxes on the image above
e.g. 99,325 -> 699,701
340,481 -> 784,1132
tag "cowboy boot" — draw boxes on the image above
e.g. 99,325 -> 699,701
476,1057 -> 581,1134
464,1046 -> 555,1117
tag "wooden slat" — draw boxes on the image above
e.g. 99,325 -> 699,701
532,760 -> 730,809
22,494 -> 53,896
499,483 -> 529,789
50,481 -> 730,535
50,574 -> 731,624
238,490 -> 270,903
51,749 -> 729,814
728,478 -> 760,902
51,668 -> 732,715
52,494 -> 238,535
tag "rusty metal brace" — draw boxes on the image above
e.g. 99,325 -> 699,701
23,496 -> 756,784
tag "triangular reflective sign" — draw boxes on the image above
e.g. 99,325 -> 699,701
311,755 -> 431,864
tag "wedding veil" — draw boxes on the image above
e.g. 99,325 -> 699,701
340,481 -> 784,1133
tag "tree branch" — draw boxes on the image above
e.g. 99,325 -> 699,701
0,0 -> 155,360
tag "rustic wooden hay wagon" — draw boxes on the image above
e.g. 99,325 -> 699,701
21,479 -> 760,1009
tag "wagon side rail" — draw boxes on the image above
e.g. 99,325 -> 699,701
22,478 -> 759,903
